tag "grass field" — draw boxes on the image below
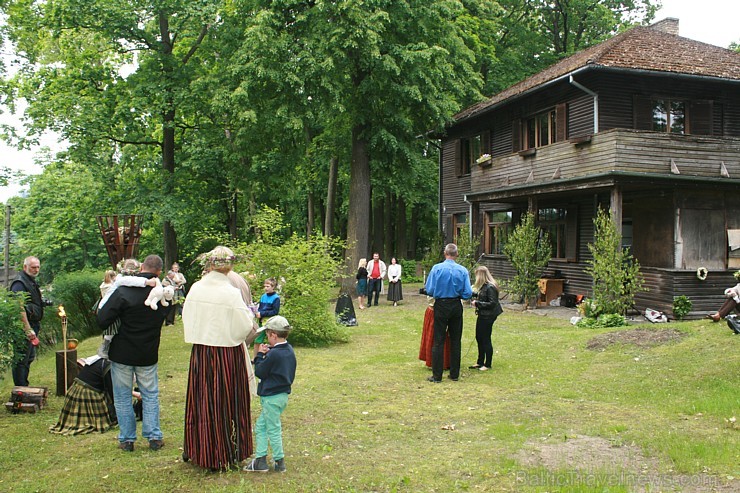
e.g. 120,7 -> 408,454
0,285 -> 738,492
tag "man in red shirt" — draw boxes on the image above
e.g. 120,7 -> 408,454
365,253 -> 387,307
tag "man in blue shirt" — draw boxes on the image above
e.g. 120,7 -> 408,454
424,243 -> 473,383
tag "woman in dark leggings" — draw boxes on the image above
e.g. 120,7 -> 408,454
469,266 -> 503,371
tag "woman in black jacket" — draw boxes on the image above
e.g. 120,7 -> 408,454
470,266 -> 503,371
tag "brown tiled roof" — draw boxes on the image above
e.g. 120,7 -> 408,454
455,25 -> 740,121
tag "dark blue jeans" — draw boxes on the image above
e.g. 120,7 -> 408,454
432,299 -> 463,381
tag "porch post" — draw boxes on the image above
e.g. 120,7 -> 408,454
610,186 -> 623,234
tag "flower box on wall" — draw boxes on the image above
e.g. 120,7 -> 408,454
518,148 -> 536,158
475,154 -> 492,167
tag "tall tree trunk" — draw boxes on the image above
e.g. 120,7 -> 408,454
409,204 -> 419,259
384,191 -> 393,259
396,196 -> 408,259
162,107 -> 178,269
324,156 -> 338,237
160,13 -> 178,269
307,192 -> 315,239
372,191 -> 384,256
344,126 -> 371,292
228,187 -> 238,240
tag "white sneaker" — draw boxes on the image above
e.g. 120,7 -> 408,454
478,366 -> 489,371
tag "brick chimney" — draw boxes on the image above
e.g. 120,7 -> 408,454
649,18 -> 679,36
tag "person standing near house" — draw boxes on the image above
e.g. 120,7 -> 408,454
11,256 -> 45,386
424,244 -> 473,383
365,253 -> 386,307
97,254 -> 172,452
470,266 -> 503,371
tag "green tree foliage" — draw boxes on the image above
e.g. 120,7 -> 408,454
503,211 -> 551,306
1,0 -> 224,267
232,206 -> 348,347
484,0 -> 657,94
455,222 -> 482,274
50,270 -> 103,342
585,207 -> 645,315
8,162 -> 107,280
230,0 -> 484,287
0,289 -> 28,379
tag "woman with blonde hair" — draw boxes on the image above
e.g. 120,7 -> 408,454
355,258 -> 368,310
182,246 -> 256,470
469,266 -> 503,371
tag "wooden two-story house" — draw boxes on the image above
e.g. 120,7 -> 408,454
440,19 -> 740,318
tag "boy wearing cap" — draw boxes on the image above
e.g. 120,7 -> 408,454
245,316 -> 297,473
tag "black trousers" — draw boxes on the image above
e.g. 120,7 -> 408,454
475,316 -> 496,367
432,299 -> 463,380
367,278 -> 382,306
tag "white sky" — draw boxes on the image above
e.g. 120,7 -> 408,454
0,0 -> 738,204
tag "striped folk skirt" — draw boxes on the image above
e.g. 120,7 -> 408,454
183,344 -> 252,470
49,379 -> 114,435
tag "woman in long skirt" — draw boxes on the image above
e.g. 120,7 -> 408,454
386,257 -> 403,306
182,246 -> 257,471
49,356 -> 116,435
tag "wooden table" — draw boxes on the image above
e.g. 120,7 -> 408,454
538,278 -> 565,306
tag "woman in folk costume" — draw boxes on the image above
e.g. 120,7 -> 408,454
49,355 -> 116,435
182,246 -> 257,471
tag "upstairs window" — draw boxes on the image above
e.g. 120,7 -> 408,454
634,96 -> 716,135
652,99 -> 685,134
525,109 -> 557,149
513,103 -> 567,152
456,131 -> 491,176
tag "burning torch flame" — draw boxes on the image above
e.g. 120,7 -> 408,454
58,305 -> 66,318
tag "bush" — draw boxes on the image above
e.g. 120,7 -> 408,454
586,208 -> 645,315
0,288 -> 29,380
399,259 -> 423,283
672,295 -> 693,320
221,206 -> 349,347
503,212 -> 551,306
49,270 -> 103,342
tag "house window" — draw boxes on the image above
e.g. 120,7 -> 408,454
485,211 -> 512,255
453,213 -> 467,241
652,99 -> 685,134
539,207 -> 568,259
456,131 -> 491,176
524,109 -> 557,149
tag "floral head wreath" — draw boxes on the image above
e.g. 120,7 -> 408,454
197,252 -> 243,270
116,258 -> 141,276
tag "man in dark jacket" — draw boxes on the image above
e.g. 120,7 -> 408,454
97,254 -> 172,453
11,256 -> 44,386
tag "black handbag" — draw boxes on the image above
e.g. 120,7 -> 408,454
726,316 -> 740,335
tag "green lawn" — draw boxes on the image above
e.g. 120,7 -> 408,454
1,286 -> 738,492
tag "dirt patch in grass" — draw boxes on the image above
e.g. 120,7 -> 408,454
514,435 -> 736,492
586,328 -> 687,351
